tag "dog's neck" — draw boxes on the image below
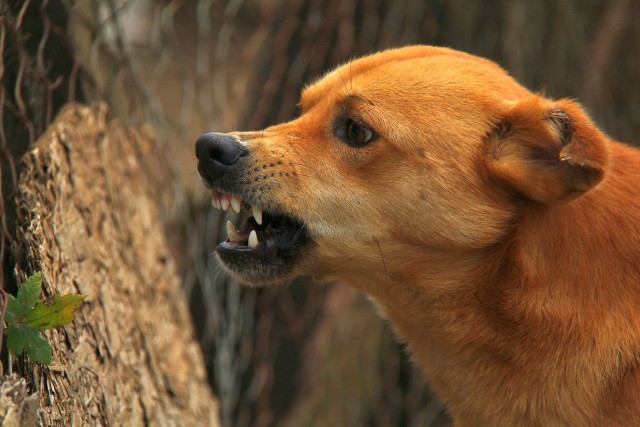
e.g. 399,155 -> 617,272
316,239 -> 500,340
322,231 -> 589,422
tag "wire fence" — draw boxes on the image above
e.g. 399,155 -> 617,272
2,1 -> 639,426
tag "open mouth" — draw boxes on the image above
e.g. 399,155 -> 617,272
210,190 -> 310,283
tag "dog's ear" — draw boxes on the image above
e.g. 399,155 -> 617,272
484,97 -> 610,204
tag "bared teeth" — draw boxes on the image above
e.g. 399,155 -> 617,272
211,192 -> 241,212
248,230 -> 259,248
211,193 -> 258,222
231,196 -> 242,213
226,220 -> 243,242
252,205 -> 263,225
211,193 -> 221,209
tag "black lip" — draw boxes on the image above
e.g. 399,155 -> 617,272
215,211 -> 311,283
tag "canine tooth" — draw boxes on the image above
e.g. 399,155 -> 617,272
231,196 -> 242,213
252,205 -> 263,225
221,198 -> 230,211
248,230 -> 259,248
226,220 -> 243,241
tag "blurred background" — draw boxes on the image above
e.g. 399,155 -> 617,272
2,1 -> 638,426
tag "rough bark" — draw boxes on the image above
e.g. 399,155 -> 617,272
11,103 -> 219,426
0,375 -> 38,426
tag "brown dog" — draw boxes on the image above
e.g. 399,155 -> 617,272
195,46 -> 640,426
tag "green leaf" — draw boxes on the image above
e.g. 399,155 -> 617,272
6,323 -> 53,365
6,273 -> 42,322
5,294 -> 20,324
2,272 -> 84,366
18,272 -> 43,310
24,294 -> 86,330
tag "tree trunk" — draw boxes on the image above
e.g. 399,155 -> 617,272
10,103 -> 219,426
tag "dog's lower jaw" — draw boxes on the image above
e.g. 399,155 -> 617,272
214,241 -> 314,286
214,253 -> 294,286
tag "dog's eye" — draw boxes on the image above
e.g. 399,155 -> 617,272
345,119 -> 374,146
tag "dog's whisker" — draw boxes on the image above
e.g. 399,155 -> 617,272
348,59 -> 354,93
288,162 -> 316,170
276,139 -> 297,162
289,173 -> 313,179
374,239 -> 389,287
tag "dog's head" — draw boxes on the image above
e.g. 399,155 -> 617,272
196,46 -> 610,286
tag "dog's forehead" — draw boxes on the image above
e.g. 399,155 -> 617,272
300,45 -> 515,111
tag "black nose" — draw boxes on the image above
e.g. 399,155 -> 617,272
196,132 -> 249,181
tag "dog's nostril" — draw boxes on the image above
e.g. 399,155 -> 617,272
208,147 -> 222,161
195,132 -> 249,180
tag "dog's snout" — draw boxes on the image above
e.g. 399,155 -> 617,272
196,132 -> 248,181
